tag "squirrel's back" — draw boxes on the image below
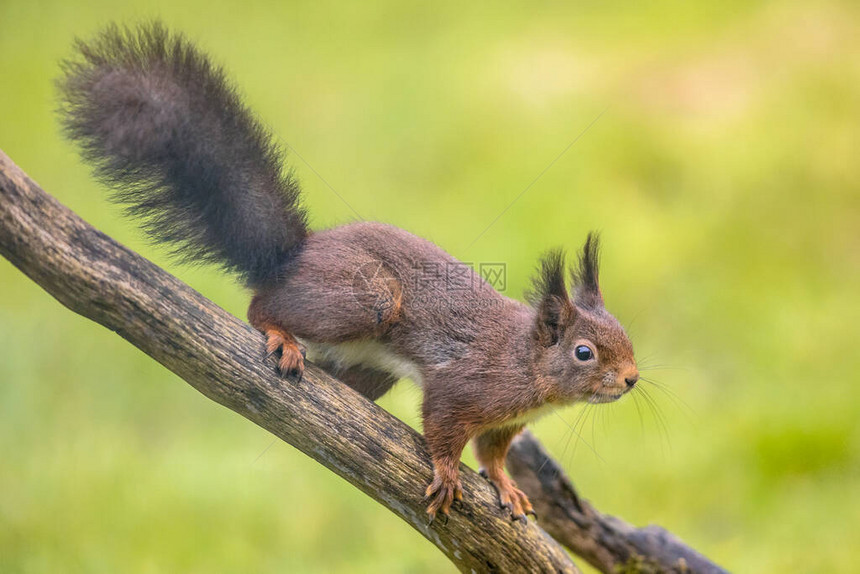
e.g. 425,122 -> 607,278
59,22 -> 307,288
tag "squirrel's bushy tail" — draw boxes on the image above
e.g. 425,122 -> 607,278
58,22 -> 307,287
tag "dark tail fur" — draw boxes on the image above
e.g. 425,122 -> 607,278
58,22 -> 307,287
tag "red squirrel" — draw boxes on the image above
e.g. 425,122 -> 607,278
59,22 -> 639,523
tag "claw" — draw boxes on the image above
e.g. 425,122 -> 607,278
424,473 -> 461,525
263,328 -> 304,380
277,349 -> 305,380
483,472 -> 535,524
425,506 -> 450,527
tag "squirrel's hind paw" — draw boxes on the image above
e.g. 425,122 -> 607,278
424,474 -> 463,524
482,472 -> 534,524
263,328 -> 305,381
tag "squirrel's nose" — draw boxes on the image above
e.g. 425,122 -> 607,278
624,372 -> 639,388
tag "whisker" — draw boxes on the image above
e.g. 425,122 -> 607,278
637,386 -> 672,454
590,403 -> 598,451
640,376 -> 697,420
566,405 -> 586,464
638,364 -> 690,373
552,409 -> 606,465
540,408 -> 582,474
601,401 -> 611,434
631,390 -> 646,434
543,427 -> 574,476
622,308 -> 645,336
569,403 -> 597,460
555,403 -> 590,470
568,403 -> 598,464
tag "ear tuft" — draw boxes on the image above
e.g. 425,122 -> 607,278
528,248 -> 575,346
527,248 -> 568,304
572,232 -> 604,308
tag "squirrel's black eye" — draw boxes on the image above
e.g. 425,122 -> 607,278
574,345 -> 594,361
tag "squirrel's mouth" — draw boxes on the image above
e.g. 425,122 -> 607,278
587,391 -> 624,404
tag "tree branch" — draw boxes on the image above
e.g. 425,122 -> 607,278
0,148 -> 728,573
507,431 -> 729,574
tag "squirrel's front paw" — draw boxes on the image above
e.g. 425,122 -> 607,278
480,470 -> 535,523
264,328 -> 305,381
424,472 -> 463,524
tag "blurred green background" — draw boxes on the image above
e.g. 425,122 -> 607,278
1,1 -> 858,572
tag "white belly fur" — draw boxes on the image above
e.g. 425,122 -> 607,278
302,339 -> 423,386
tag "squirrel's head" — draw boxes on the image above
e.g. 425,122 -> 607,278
528,233 -> 638,404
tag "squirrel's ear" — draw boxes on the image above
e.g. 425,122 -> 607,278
528,249 -> 576,346
572,232 -> 604,309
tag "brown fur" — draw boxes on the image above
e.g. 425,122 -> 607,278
250,224 -> 638,521
60,24 -> 638,524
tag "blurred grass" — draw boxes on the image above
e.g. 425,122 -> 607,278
1,1 -> 859,572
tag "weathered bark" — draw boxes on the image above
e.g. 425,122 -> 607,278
508,432 -> 729,574
0,148 -> 728,573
